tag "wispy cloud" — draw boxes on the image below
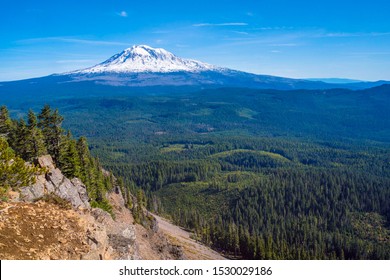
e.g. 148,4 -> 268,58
232,31 -> 249,35
117,11 -> 128,17
56,59 -> 94,64
313,31 -> 390,38
193,22 -> 248,27
220,28 -> 390,49
348,51 -> 390,56
254,26 -> 294,31
17,37 -> 130,46
59,38 -> 129,46
269,43 -> 299,47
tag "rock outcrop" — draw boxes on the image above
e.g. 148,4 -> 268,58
4,155 -> 138,259
20,155 -> 90,209
1,155 -> 206,260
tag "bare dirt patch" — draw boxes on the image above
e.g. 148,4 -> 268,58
0,201 -> 89,260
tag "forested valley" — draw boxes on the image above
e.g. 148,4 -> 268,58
2,86 -> 389,259
103,136 -> 390,259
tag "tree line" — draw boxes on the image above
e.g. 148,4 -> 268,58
103,137 -> 390,259
0,105 -> 115,213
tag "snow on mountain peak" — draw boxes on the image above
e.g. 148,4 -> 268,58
70,45 -> 219,74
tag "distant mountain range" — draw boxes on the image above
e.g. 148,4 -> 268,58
306,78 -> 365,84
1,45 -> 389,91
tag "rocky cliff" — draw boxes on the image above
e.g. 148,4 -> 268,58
0,155 -> 185,260
20,155 -> 90,209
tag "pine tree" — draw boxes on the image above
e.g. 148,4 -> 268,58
26,110 -> 47,160
37,104 -> 51,130
58,131 -> 81,178
1,106 -> 118,215
12,119 -> 30,159
38,105 -> 64,163
76,136 -> 91,184
0,137 -> 40,198
0,106 -> 13,138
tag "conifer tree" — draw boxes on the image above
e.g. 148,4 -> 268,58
0,137 -> 39,198
76,136 -> 91,185
58,131 -> 81,178
38,105 -> 64,163
0,106 -> 13,138
26,110 -> 47,160
12,119 -> 29,159
1,105 -> 117,215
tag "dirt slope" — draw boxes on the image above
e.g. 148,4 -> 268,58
0,201 -> 90,260
152,214 -> 226,260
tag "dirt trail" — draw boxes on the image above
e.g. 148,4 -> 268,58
152,214 -> 226,260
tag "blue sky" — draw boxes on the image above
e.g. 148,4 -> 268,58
1,0 -> 390,81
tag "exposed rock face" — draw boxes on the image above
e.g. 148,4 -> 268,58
103,192 -> 140,260
14,155 -> 139,260
20,155 -> 90,210
14,155 -> 140,260
2,155 -> 196,260
81,210 -> 113,260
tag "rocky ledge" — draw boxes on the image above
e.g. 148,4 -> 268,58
0,155 -> 184,260
20,155 -> 90,209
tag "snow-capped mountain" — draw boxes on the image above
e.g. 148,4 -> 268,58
8,44 -> 385,90
70,45 -> 220,74
63,45 -> 332,89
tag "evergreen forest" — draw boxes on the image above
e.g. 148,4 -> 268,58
1,85 -> 389,259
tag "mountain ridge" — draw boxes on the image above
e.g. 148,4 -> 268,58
1,45 -> 389,90
68,45 -> 220,74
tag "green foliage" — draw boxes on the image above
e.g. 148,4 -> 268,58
2,86 -> 389,259
99,135 -> 390,259
0,137 -> 40,198
133,189 -> 147,224
1,110 -> 47,162
0,106 -> 13,138
91,199 -> 114,217
11,118 -> 29,159
38,105 -> 64,162
136,189 -> 146,207
26,110 -> 47,160
58,131 -> 81,178
0,105 -> 119,215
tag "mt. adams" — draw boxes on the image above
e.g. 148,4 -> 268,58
61,45 -> 333,89
2,45 -> 387,90
70,45 -> 219,74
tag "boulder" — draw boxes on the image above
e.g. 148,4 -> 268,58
20,155 -> 90,210
35,155 -> 56,170
19,174 -> 46,201
81,217 -> 112,260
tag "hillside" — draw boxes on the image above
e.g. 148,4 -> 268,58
2,84 -> 390,260
0,154 -> 220,260
0,106 -> 224,260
